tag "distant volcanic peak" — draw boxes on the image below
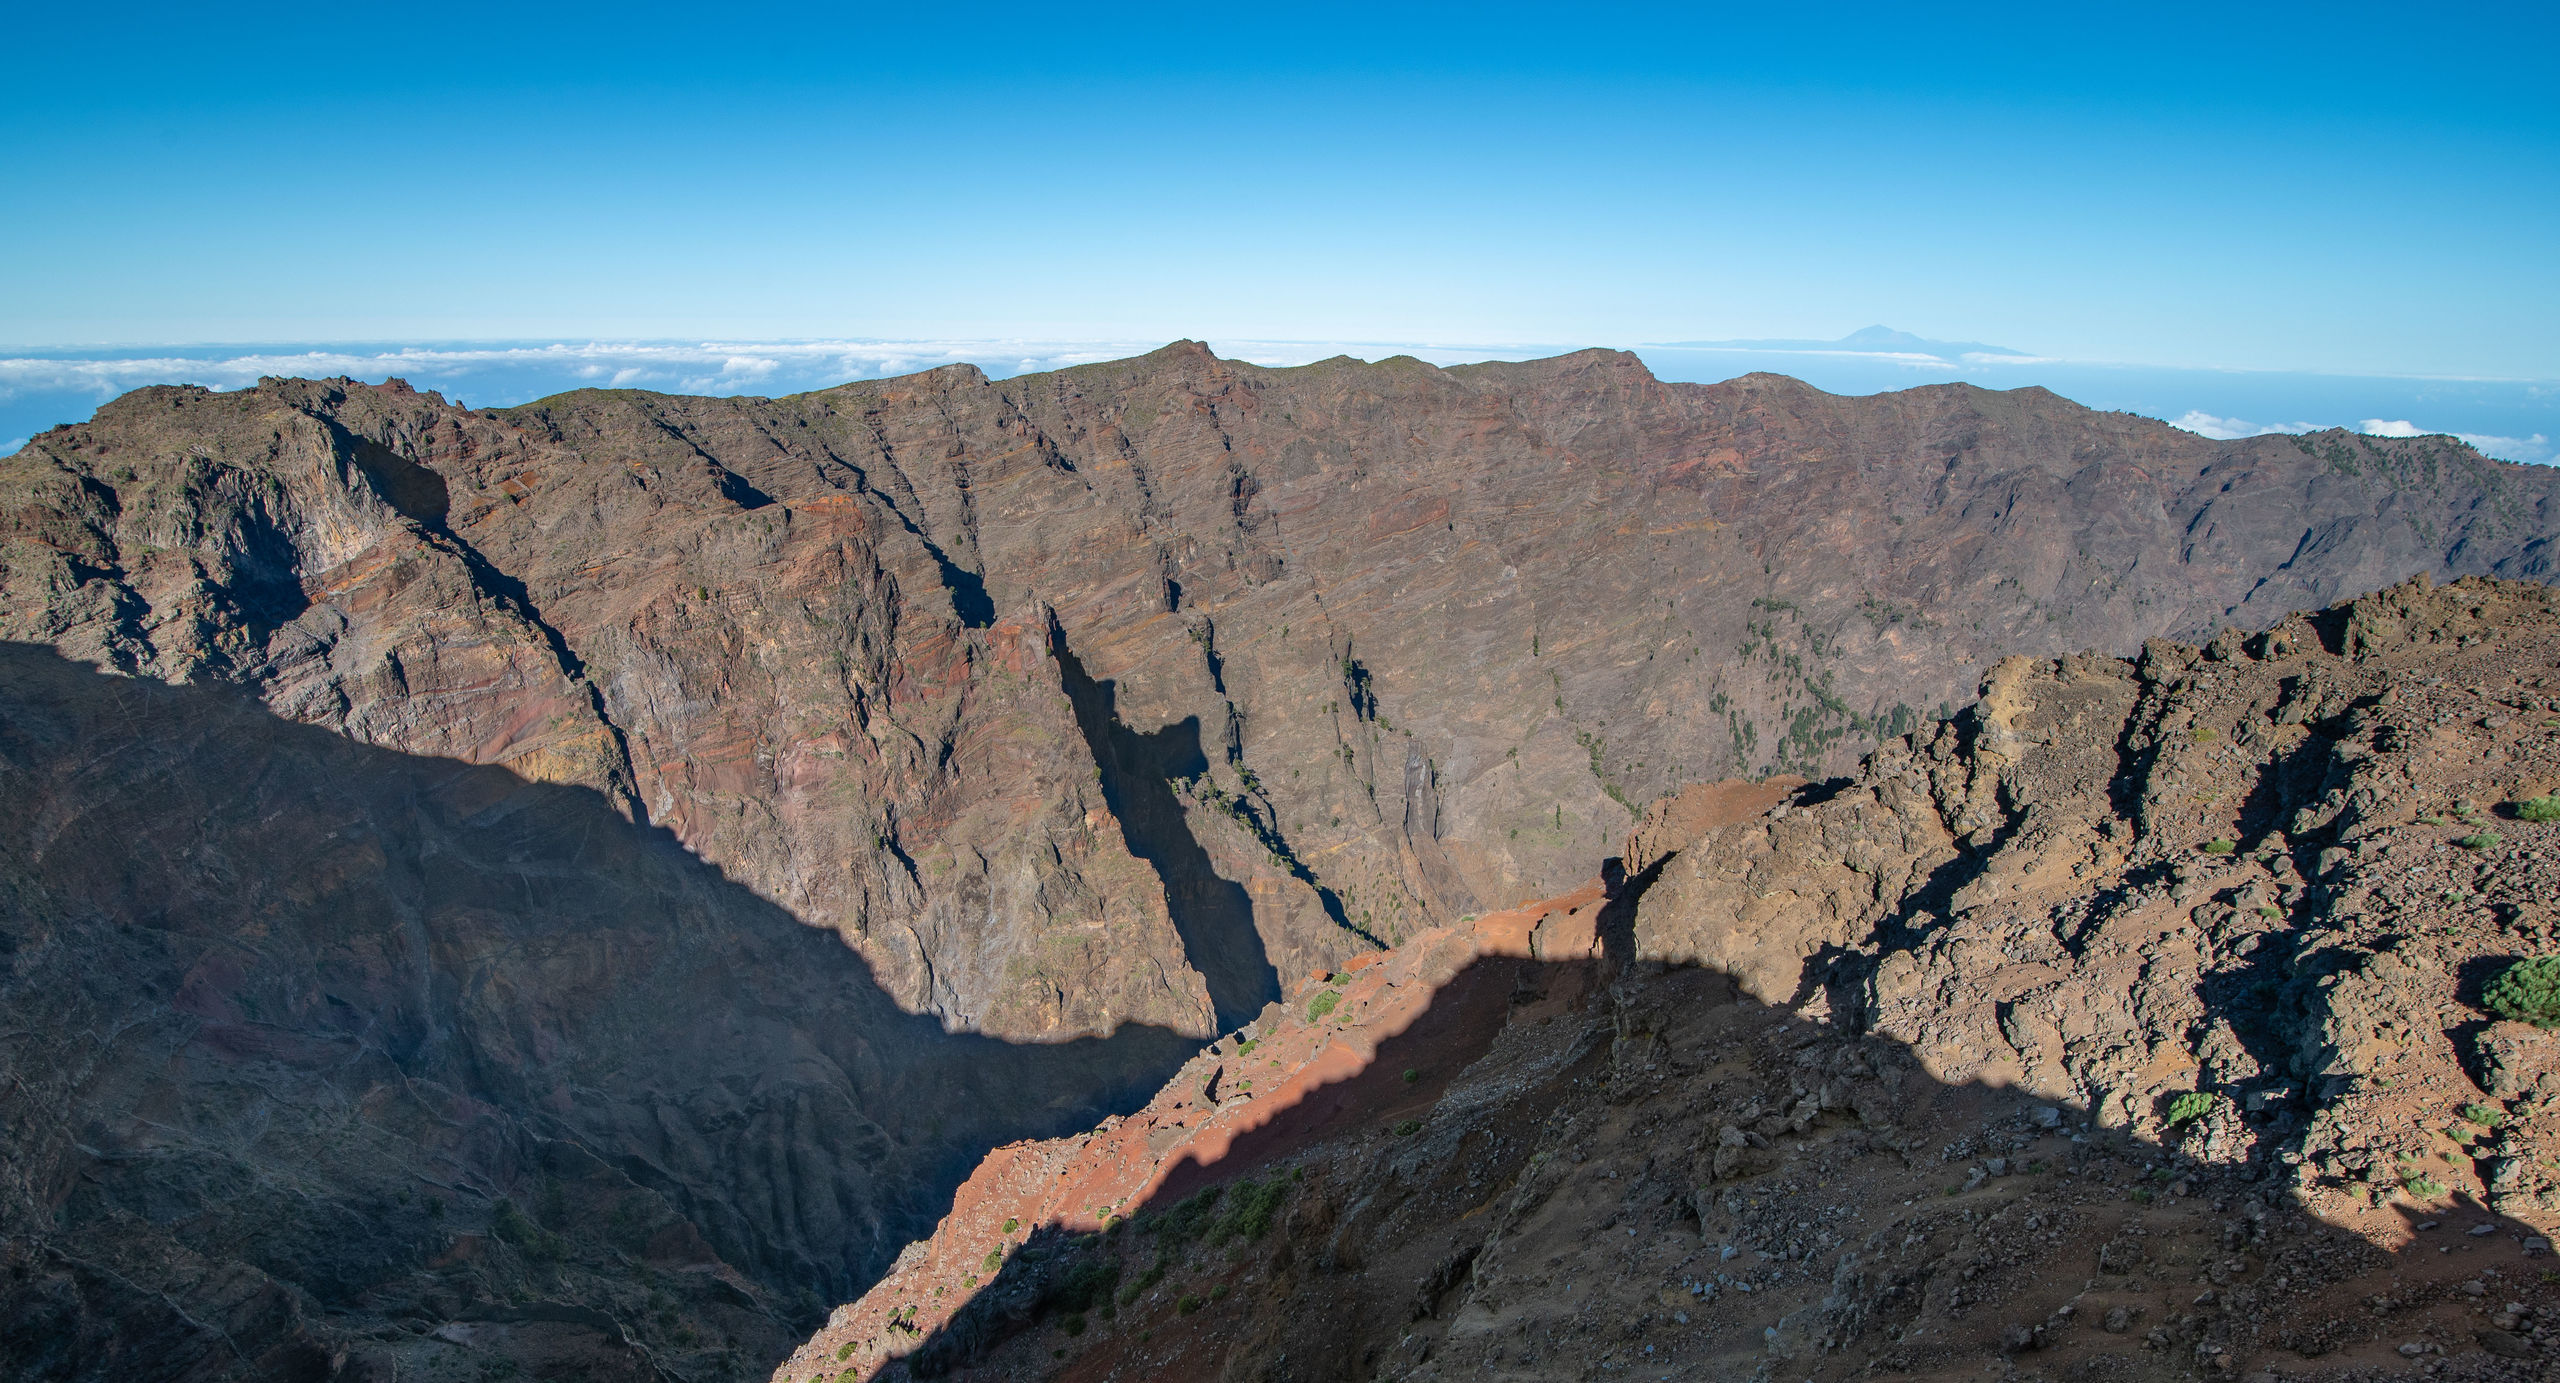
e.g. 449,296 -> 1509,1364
1653,323 -> 2033,363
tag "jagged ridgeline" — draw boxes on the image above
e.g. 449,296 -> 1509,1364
1,345 -> 2555,1381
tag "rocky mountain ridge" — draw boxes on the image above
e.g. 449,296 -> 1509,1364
803,575 -> 2560,1383
7,346 -> 2552,1048
4,346 -> 2560,1381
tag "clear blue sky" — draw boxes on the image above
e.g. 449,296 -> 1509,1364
3,3 -> 2553,378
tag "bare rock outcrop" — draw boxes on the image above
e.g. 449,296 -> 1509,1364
820,577 -> 2560,1383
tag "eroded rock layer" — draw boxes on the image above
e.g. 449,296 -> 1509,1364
815,577 -> 2560,1383
6,345 -> 2560,1382
7,348 -> 2556,1043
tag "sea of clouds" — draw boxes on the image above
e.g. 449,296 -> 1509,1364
1,338 -> 2549,466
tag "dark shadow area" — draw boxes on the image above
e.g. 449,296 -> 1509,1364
886,872 -> 2554,1383
711,463 -> 778,511
0,643 -> 1199,1383
1050,623 -> 1281,1033
927,544 -> 996,629
879,505 -> 993,629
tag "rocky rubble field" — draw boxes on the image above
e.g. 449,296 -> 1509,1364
798,575 -> 2560,1383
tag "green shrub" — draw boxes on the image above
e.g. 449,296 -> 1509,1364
491,1196 -> 566,1261
2202,838 -> 2236,855
2461,1103 -> 2503,1128
1150,1187 -> 1225,1247
1042,1257 -> 1120,1315
1306,989 -> 1341,1021
2516,795 -> 2560,822
1207,1177 -> 1287,1244
2458,832 -> 2503,850
982,1248 -> 1003,1274
2165,1091 -> 2217,1126
1176,1294 -> 1204,1315
2404,1175 -> 2447,1198
1118,1259 -> 1168,1306
2484,956 -> 2560,1028
1061,1313 -> 1086,1337
1401,1068 -> 1419,1084
1391,1118 -> 1422,1137
1003,1217 -> 1019,1234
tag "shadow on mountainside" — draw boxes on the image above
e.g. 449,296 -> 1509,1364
1050,629 -> 1281,1034
0,643 -> 1205,1383
851,867 -> 2557,1383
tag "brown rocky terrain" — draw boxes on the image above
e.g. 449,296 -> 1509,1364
804,575 -> 2560,1383
4,346 -> 2559,1382
6,347 -> 2553,1048
0,645 -> 1197,1381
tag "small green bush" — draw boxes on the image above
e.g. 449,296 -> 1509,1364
1401,1068 -> 1419,1084
1150,1188 -> 1224,1246
1207,1178 -> 1287,1244
2404,1175 -> 2447,1198
982,1248 -> 1003,1274
1176,1294 -> 1204,1315
2165,1091 -> 2217,1126
1061,1313 -> 1086,1336
2516,795 -> 2560,822
1306,989 -> 1342,1022
1043,1257 -> 1120,1315
491,1196 -> 566,1261
2458,832 -> 2503,850
2202,839 -> 2236,856
2484,956 -> 2560,1028
2461,1103 -> 2504,1128
1391,1118 -> 1422,1137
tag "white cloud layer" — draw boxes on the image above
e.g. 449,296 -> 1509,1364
2164,411 -> 2553,465
0,340 -> 1181,407
3,340 -> 2549,469
2360,418 -> 2553,463
0,337 -> 1575,413
2167,411 -> 2323,441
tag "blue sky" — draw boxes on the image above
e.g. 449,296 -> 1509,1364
1,4 -> 2553,449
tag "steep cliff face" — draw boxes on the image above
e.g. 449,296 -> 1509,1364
0,646 -> 1199,1382
810,577 -> 2560,1383
6,348 -> 2551,1049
